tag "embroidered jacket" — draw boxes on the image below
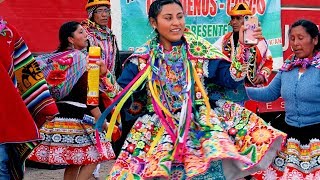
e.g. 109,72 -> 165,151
214,32 -> 273,83
81,19 -> 122,78
211,32 -> 273,103
96,29 -> 252,138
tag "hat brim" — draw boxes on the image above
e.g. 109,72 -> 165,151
85,1 -> 110,9
228,10 -> 252,16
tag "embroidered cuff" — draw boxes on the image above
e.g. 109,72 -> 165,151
100,72 -> 122,98
259,68 -> 271,82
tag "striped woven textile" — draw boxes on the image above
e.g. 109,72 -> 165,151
35,49 -> 87,101
12,36 -> 59,127
1,20 -> 58,180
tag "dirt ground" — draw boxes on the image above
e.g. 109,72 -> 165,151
24,160 -> 115,180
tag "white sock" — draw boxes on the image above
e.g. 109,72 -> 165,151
93,164 -> 101,178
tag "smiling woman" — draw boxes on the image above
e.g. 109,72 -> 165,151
149,2 -> 185,51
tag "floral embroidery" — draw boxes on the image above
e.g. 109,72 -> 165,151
28,117 -> 115,165
0,18 -> 6,35
170,164 -> 187,180
107,30 -> 285,180
189,41 -> 207,57
252,138 -> 320,179
47,69 -> 67,86
250,126 -> 274,146
263,167 -> 278,180
0,17 -> 13,43
128,101 -> 144,115
287,170 -> 304,179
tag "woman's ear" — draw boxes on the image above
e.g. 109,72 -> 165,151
68,36 -> 74,45
313,36 -> 318,46
149,17 -> 157,29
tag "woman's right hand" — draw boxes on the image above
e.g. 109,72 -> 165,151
96,60 -> 108,77
86,56 -> 108,76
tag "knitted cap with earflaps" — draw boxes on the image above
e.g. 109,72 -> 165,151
228,3 -> 252,16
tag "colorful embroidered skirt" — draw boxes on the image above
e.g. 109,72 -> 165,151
107,100 -> 286,180
28,117 -> 115,165
252,121 -> 320,179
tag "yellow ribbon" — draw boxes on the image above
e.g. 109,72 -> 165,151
105,66 -> 152,141
147,126 -> 165,156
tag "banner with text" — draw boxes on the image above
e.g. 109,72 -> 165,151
121,0 -> 283,64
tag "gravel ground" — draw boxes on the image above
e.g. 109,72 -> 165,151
24,160 -> 115,180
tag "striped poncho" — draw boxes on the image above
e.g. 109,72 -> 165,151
0,19 -> 58,179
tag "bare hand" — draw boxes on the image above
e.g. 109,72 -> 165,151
86,56 -> 108,76
252,74 -> 265,85
252,27 -> 264,39
103,122 -> 109,132
96,60 -> 108,77
239,25 -> 264,45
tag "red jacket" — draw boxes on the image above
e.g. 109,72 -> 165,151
0,20 -> 58,144
214,32 -> 273,86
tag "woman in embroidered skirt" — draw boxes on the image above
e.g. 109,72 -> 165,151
247,19 -> 320,179
28,21 -> 118,180
93,0 -> 286,179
